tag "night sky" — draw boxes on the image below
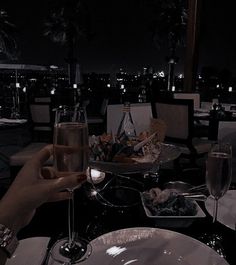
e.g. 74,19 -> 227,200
1,0 -> 236,75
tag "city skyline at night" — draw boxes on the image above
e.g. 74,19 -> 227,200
1,0 -> 236,76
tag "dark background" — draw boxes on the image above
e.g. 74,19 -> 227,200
1,0 -> 236,75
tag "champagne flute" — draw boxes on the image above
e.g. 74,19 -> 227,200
50,105 -> 91,264
203,142 -> 232,257
206,142 -> 232,223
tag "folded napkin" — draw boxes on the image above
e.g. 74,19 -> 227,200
6,237 -> 50,265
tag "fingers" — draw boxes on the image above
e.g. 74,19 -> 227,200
50,173 -> 87,192
47,191 -> 72,202
31,145 -> 53,166
41,166 -> 57,179
54,145 -> 79,155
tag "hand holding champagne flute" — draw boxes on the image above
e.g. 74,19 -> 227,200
50,105 -> 91,264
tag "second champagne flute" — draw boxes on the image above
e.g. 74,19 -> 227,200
204,142 -> 232,257
206,142 -> 232,223
50,105 -> 91,264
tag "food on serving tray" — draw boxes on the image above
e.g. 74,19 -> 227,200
89,130 -> 162,163
142,187 -> 197,216
89,117 -> 167,164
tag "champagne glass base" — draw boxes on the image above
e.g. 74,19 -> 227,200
50,237 -> 92,264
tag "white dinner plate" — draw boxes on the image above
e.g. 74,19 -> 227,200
6,237 -> 50,265
205,190 -> 236,230
81,227 -> 229,265
48,227 -> 229,265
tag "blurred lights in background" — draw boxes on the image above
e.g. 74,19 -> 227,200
50,88 -> 56,95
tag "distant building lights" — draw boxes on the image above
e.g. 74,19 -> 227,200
107,83 -> 111,88
120,84 -> 124,89
117,78 -> 123,81
229,86 -> 233,92
73,84 -> 77,89
50,88 -> 56,95
123,88 -> 126,93
16,82 -> 20,88
216,84 -> 220,88
198,75 -> 202,79
158,71 -> 165,77
50,65 -> 58,69
178,74 -> 183,79
171,86 -> 176,92
22,87 -> 27,93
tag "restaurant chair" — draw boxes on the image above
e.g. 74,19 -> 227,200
106,102 -> 153,135
8,103 -> 54,179
34,97 -> 51,103
173,93 -> 209,136
200,101 -> 212,110
173,92 -> 200,110
9,142 -> 52,180
218,121 -> 236,183
29,102 -> 54,142
87,98 -> 109,135
152,98 -> 213,167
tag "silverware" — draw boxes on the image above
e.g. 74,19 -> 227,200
180,192 -> 207,201
188,184 -> 207,192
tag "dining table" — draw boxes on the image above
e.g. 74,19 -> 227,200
194,108 -> 236,141
8,166 -> 236,265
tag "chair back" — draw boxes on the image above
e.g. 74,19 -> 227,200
30,103 -> 51,124
200,101 -> 212,110
218,121 -> 236,182
152,99 -> 194,143
107,103 -> 152,135
29,102 -> 53,135
34,97 -> 51,103
218,121 -> 236,155
29,103 -> 53,142
100,98 -> 109,116
173,93 -> 200,109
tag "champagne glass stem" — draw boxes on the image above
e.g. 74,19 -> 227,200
213,198 -> 219,223
68,190 -> 75,247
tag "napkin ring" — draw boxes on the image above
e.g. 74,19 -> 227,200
0,224 -> 19,258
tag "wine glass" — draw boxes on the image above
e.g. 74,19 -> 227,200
206,142 -> 232,223
50,105 -> 92,264
204,142 -> 232,257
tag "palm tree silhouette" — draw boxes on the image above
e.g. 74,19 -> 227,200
0,9 -> 18,61
44,0 -> 91,86
148,0 -> 187,91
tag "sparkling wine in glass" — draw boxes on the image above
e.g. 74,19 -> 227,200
50,105 -> 92,264
206,143 -> 232,223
